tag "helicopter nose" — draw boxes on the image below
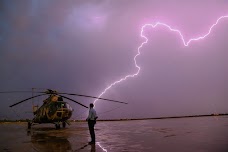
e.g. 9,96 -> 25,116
63,110 -> 72,118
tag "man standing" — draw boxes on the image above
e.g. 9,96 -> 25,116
86,103 -> 98,144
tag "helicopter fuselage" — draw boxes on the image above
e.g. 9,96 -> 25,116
33,101 -> 73,124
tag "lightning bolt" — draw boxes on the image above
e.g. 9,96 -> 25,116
94,15 -> 228,104
97,142 -> 108,152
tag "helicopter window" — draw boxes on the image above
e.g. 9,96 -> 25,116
66,103 -> 72,110
56,102 -> 72,110
56,102 -> 66,108
61,103 -> 67,108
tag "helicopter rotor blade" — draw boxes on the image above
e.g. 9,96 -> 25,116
60,95 -> 88,109
9,94 -> 46,108
57,93 -> 128,104
3,89 -> 128,106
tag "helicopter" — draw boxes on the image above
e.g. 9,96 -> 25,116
4,89 -> 127,129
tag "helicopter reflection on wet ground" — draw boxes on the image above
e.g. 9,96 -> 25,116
0,116 -> 228,152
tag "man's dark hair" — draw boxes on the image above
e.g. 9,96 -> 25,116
90,103 -> 94,108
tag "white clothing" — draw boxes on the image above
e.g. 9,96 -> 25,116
87,108 -> 97,120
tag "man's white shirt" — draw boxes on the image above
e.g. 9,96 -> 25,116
87,108 -> 97,120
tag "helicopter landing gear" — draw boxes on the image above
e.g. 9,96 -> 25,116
55,123 -> 61,129
28,121 -> 32,129
62,122 -> 66,128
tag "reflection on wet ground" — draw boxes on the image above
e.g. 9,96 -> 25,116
0,116 -> 228,151
27,130 -> 72,151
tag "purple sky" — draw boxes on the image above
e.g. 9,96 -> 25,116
0,0 -> 228,120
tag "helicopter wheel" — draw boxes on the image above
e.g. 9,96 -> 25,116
55,123 -> 60,129
28,122 -> 32,129
62,122 -> 66,128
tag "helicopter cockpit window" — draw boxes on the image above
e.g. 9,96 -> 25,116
65,103 -> 72,110
56,102 -> 66,108
56,102 -> 72,110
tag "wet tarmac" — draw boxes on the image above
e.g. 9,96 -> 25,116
0,116 -> 228,152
